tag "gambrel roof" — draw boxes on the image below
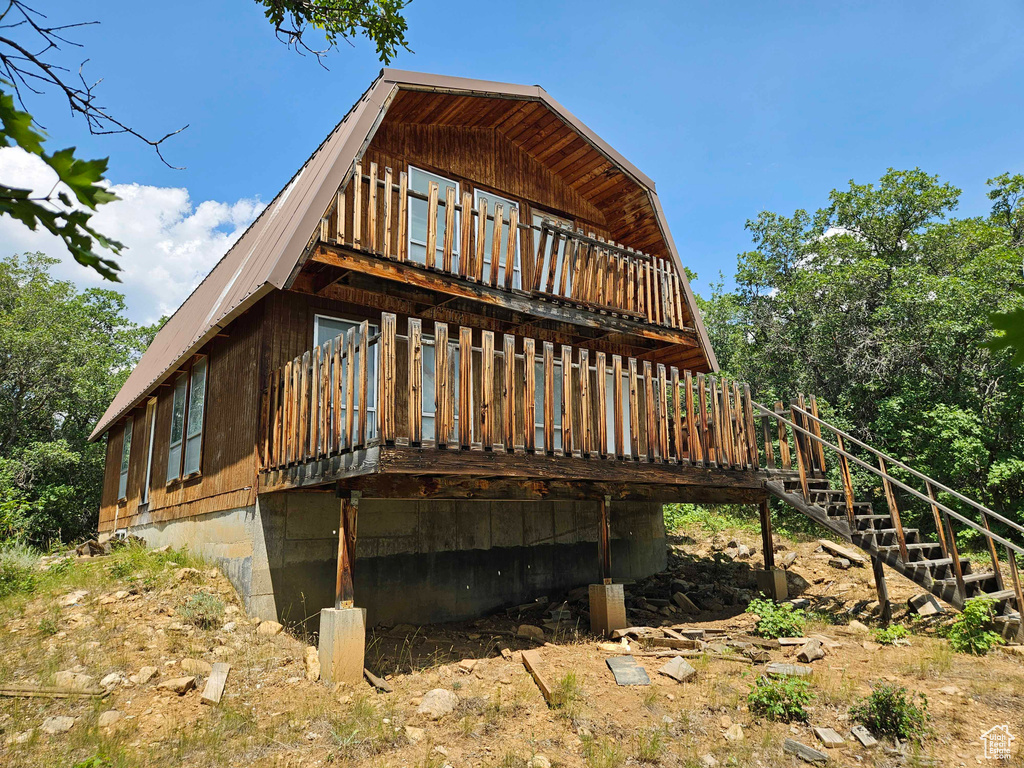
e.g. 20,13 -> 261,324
91,69 -> 718,440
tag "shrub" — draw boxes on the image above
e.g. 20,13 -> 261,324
631,727 -> 666,763
178,591 -> 225,629
550,671 -> 583,713
0,541 -> 37,597
946,597 -> 1003,655
873,624 -> 910,645
850,682 -> 929,742
746,598 -> 806,639
747,675 -> 814,722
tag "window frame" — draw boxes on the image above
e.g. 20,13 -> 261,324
117,415 -> 134,502
182,356 -> 208,477
166,354 -> 209,485
313,314 -> 379,441
407,164 -> 461,268
141,397 -> 157,505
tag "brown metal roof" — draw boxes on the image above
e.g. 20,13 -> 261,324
91,69 -> 718,441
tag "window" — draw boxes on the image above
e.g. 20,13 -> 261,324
532,210 -> 572,293
117,416 -> 133,501
141,398 -> 157,505
533,356 -> 563,452
314,315 -> 378,441
475,189 -> 521,288
166,357 -> 208,483
408,166 -> 459,268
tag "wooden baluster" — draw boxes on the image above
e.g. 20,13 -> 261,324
310,345 -> 320,459
596,352 -> 607,458
644,263 -> 654,323
836,433 -> 856,529
1006,544 -> 1024,628
628,260 -> 637,314
533,226 -> 549,292
670,367 -> 682,464
761,412 -> 775,469
489,203 -> 504,287
733,382 -> 747,468
334,190 -> 346,246
643,361 -> 657,462
357,320 -> 369,447
322,344 -> 332,457
269,372 -> 280,468
943,511 -> 967,604
352,161 -> 362,249
578,349 -> 591,457
299,350 -> 311,460
291,358 -> 302,463
344,328 -> 355,452
790,400 -> 810,502
408,318 -> 422,446
503,334 -> 516,452
652,260 -> 663,325
743,384 -> 759,470
382,167 -> 393,259
925,481 -> 948,559
877,457 -> 909,563
719,379 -> 735,468
808,395 -> 827,475
612,355 -> 624,459
980,512 -> 1006,592
442,185 -> 456,273
595,247 -> 607,307
396,172 -> 407,261
366,162 -> 378,253
262,379 -> 272,469
543,342 -> 554,454
523,338 -> 537,453
697,373 -> 711,467
332,338 -> 342,452
684,371 -> 699,466
459,327 -> 472,449
561,345 -> 573,456
558,235 -> 574,297
378,314 -> 395,445
628,358 -> 640,459
505,207 -> 519,290
424,181 -> 438,269
459,191 -> 473,278
775,401 -> 791,470
709,377 -> 723,468
435,323 -> 449,447
658,364 -> 670,462
480,331 -> 495,450
475,200 -> 488,283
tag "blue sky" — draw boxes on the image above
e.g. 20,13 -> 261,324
4,1 -> 1023,319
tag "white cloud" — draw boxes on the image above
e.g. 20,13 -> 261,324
0,147 -> 265,324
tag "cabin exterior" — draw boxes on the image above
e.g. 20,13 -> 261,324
93,70 -> 1023,682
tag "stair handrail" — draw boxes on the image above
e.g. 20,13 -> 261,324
786,402 -> 1024,540
751,401 -> 1024,558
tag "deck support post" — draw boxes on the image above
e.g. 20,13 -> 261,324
590,495 -> 626,636
320,490 -> 364,684
755,497 -> 788,600
871,554 -> 892,626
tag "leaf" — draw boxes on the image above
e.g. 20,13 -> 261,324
988,288 -> 1024,367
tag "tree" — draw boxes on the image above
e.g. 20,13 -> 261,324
986,173 -> 1024,366
0,0 -> 411,281
0,253 -> 158,543
701,169 -> 1024,530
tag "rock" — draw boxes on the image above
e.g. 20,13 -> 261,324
701,755 -> 720,768
937,685 -> 962,696
516,624 -> 544,641
783,738 -> 828,763
181,659 -> 213,676
847,619 -> 871,634
40,716 -> 75,735
828,557 -> 851,570
527,757 -> 551,768
156,676 -> 197,695
304,646 -> 321,681
417,688 -> 459,720
138,666 -> 158,684
175,567 -> 202,581
723,723 -> 744,742
97,710 -> 121,729
780,552 -> 798,569
257,620 -> 284,636
908,593 -> 944,616
999,645 -> 1024,658
797,638 -> 826,663
850,725 -> 877,747
812,726 -> 845,748
59,590 -> 89,607
222,621 -> 236,633
99,672 -> 125,690
671,592 -> 699,613
458,658 -> 478,673
404,725 -> 426,743
212,646 -> 235,658
765,662 -> 813,678
658,656 -> 697,682
54,671 -> 95,691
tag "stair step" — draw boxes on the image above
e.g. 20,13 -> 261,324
908,556 -> 972,570
935,572 -> 997,585
857,528 -> 918,537
876,543 -> 940,556
982,590 -> 1019,602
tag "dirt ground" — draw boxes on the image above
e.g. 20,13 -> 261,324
1,523 -> 1023,768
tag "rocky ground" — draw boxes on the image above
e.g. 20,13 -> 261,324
1,522 -> 1023,768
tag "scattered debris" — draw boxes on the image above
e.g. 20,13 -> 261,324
364,668 -> 392,693
850,725 -> 878,747
181,658 -> 212,676
765,662 -> 813,678
797,638 -> 826,663
778,637 -> 811,646
908,593 -> 945,616
605,655 -> 651,686
97,710 -> 121,729
817,539 -> 866,566
257,620 -> 284,636
156,676 -> 196,695
200,663 -> 230,705
828,557 -> 852,570
39,716 -> 76,735
59,590 -> 89,608
657,656 -> 697,682
0,683 -> 106,699
847,619 -> 871,633
304,646 -> 320,681
813,726 -> 845,748
784,738 -> 828,763
780,551 -> 798,569
516,624 -> 545,641
417,688 -> 459,720
522,649 -> 554,705
404,725 -> 425,743
672,592 -> 700,613
723,723 -> 744,742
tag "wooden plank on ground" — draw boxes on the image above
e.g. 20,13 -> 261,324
521,649 -> 554,705
817,539 -> 867,565
201,663 -> 230,705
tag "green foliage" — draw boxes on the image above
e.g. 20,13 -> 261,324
257,0 -> 411,63
0,254 -> 158,544
178,591 -> 225,629
850,682 -> 930,742
747,675 -> 814,722
550,670 -> 583,712
0,541 -> 36,597
945,597 -> 1003,655
746,598 -> 806,639
664,503 -> 759,534
873,624 -> 911,645
581,735 -> 624,768
631,727 -> 667,763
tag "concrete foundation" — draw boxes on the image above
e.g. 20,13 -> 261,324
755,568 -> 789,601
589,583 -> 627,636
129,493 -> 667,634
319,607 -> 366,684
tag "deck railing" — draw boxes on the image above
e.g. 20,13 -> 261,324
260,312 -> 757,471
315,162 -> 690,330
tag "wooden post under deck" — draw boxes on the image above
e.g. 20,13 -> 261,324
335,491 -> 360,608
599,495 -> 612,584
872,555 -> 892,625
759,498 -> 776,571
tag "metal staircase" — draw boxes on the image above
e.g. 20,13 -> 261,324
751,399 -> 1024,638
